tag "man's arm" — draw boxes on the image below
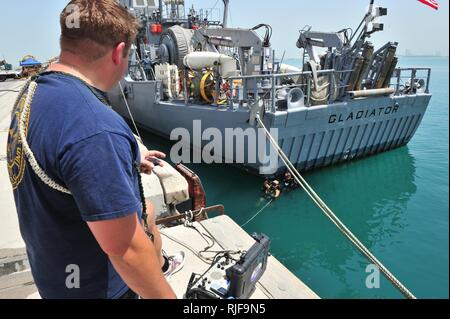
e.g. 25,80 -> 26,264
60,132 -> 175,298
87,213 -> 176,299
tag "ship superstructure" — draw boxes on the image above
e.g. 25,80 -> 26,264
109,0 -> 432,175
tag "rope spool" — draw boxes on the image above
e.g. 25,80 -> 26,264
200,70 -> 215,103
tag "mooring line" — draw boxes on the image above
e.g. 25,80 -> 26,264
256,115 -> 416,299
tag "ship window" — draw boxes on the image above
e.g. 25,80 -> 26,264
147,0 -> 156,6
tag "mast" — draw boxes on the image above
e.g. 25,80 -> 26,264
222,0 -> 230,28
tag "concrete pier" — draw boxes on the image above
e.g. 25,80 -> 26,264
0,80 -> 26,250
161,214 -> 319,299
0,79 -> 33,299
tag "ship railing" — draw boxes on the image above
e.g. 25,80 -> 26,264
390,67 -> 431,96
227,69 -> 353,112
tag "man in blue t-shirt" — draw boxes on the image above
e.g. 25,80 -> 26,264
6,0 -> 178,299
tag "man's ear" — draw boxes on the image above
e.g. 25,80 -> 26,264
112,42 -> 127,65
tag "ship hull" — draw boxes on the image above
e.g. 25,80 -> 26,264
109,80 -> 431,176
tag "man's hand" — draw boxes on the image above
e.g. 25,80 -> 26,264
140,150 -> 166,175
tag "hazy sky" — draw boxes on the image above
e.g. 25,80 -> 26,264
0,0 -> 448,67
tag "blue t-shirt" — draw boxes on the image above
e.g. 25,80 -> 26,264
7,72 -> 142,299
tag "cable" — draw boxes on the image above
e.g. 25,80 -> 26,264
251,24 -> 272,47
240,199 -> 273,228
212,0 -> 220,11
187,224 -> 215,251
256,282 -> 276,299
186,251 -> 238,295
279,50 -> 286,69
119,81 -> 143,144
228,2 -> 233,27
160,224 -> 240,264
338,28 -> 353,46
161,230 -> 211,264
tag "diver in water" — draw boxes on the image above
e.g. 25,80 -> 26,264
281,171 -> 298,191
263,178 -> 281,199
262,171 -> 300,199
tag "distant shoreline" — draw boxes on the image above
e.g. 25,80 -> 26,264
284,54 -> 449,60
282,56 -> 448,61
397,55 -> 449,58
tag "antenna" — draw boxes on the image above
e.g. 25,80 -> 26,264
348,0 -> 387,45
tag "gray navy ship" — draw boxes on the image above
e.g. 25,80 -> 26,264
109,0 -> 432,175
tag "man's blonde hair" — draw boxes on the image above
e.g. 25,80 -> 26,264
60,0 -> 139,62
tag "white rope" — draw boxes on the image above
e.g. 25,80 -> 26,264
15,79 -> 143,196
256,116 -> 416,299
240,199 -> 273,228
17,81 -> 72,195
13,78 -> 32,110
